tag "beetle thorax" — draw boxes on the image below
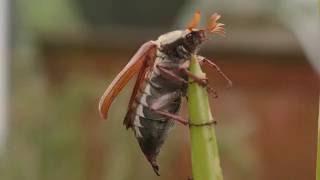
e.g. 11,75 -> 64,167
156,30 -> 193,62
155,29 -> 204,63
157,30 -> 185,45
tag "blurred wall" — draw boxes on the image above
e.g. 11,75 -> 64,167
2,0 -> 319,180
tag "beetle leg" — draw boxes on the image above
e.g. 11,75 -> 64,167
207,86 -> 218,98
149,92 -> 189,126
150,92 -> 181,110
198,56 -> 233,88
157,61 -> 207,87
157,61 -> 206,87
177,63 -> 219,98
150,108 -> 189,126
156,64 -> 189,84
150,108 -> 217,126
157,63 -> 217,98
150,92 -> 217,126
179,68 -> 208,87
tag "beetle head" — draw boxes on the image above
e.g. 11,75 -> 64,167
181,11 -> 225,52
182,29 -> 206,52
157,11 -> 224,57
186,11 -> 225,40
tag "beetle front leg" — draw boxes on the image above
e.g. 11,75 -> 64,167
198,56 -> 233,88
156,64 -> 189,85
157,63 -> 217,98
157,61 -> 208,87
157,60 -> 208,87
178,67 -> 208,87
177,62 -> 219,98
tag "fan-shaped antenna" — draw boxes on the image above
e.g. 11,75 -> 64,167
187,11 -> 201,30
206,13 -> 225,35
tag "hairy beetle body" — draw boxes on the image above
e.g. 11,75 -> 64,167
98,12 -> 229,176
123,36 -> 191,174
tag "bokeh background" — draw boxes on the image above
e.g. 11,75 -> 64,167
1,0 -> 320,180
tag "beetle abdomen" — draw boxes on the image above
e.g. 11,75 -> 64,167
132,83 -> 182,175
125,55 -> 188,175
136,115 -> 174,175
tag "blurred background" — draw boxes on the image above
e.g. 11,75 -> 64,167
1,0 -> 320,180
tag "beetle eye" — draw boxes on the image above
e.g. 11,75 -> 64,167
186,33 -> 192,40
186,33 -> 193,41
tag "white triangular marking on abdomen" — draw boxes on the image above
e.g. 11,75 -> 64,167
143,84 -> 151,95
133,115 -> 143,127
136,104 -> 145,117
139,94 -> 148,106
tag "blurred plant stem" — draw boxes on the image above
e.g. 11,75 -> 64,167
187,54 -> 223,180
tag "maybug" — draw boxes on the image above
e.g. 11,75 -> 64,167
98,11 -> 232,176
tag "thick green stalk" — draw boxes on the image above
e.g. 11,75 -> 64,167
187,54 -> 223,180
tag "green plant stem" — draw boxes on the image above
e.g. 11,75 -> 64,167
317,128 -> 320,180
187,54 -> 223,180
317,97 -> 320,180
